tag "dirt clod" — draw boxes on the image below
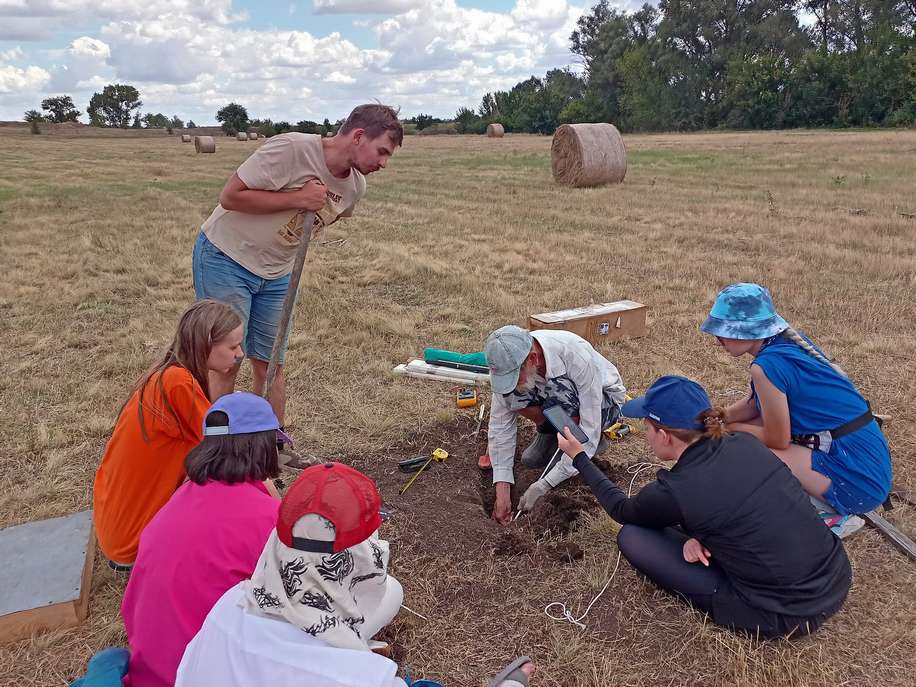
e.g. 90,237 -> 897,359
548,542 -> 584,564
528,491 -> 591,536
494,530 -> 531,556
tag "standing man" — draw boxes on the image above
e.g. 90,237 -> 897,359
485,325 -> 627,524
193,104 -> 403,439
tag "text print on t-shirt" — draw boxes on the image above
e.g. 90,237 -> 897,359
276,187 -> 345,245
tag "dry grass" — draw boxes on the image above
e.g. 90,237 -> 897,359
1,127 -> 915,686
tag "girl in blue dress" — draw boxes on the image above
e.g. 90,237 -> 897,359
701,283 -> 892,532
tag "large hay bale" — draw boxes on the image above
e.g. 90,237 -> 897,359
551,123 -> 626,187
248,132 -> 258,140
486,123 -> 504,138
180,134 -> 192,143
236,132 -> 248,141
194,136 -> 216,154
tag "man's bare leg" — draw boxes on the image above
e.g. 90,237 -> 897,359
250,358 -> 286,425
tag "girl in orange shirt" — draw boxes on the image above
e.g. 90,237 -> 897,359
93,299 -> 244,567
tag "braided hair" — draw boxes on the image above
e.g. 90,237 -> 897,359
779,326 -> 848,378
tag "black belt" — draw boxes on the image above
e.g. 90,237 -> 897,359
792,402 -> 878,449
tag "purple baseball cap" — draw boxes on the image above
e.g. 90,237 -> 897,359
203,392 -> 292,444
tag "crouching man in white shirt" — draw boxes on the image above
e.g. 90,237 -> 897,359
485,326 -> 627,525
176,462 -> 535,687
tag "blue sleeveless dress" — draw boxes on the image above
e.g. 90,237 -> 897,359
751,335 -> 892,514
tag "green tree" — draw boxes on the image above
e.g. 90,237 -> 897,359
415,113 -> 441,130
454,106 -> 479,133
187,120 -> 197,129
295,120 -> 321,134
216,103 -> 249,136
23,109 -> 44,123
86,84 -> 142,128
131,113 -> 142,128
40,95 -> 80,123
170,115 -> 184,129
142,112 -> 171,128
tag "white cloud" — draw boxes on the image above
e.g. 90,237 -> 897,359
0,63 -> 49,93
70,36 -> 110,60
313,0 -> 423,14
0,0 -> 593,122
0,46 -> 24,61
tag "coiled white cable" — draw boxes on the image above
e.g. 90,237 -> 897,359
544,461 -> 659,629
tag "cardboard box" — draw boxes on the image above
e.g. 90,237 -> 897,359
0,511 -> 95,643
529,300 -> 647,345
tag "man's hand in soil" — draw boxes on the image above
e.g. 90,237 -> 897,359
519,478 -> 551,513
493,482 -> 513,525
290,178 -> 327,212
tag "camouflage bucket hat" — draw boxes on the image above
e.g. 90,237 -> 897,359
700,283 -> 789,340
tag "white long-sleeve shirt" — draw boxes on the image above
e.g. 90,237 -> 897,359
176,583 -> 406,687
487,330 -> 626,488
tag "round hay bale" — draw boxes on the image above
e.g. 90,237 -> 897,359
194,136 -> 216,154
248,132 -> 258,140
236,132 -> 248,141
486,123 -> 504,138
551,123 -> 626,187
180,134 -> 192,143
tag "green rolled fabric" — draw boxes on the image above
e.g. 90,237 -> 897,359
423,348 -> 488,367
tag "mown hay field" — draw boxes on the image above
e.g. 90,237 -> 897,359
1,127 -> 915,686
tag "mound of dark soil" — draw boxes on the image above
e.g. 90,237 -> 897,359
547,542 -> 584,564
494,530 -> 531,556
528,491 -> 591,536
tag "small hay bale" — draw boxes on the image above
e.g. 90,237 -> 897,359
194,136 -> 216,154
236,132 -> 248,141
551,122 -> 626,187
248,132 -> 258,140
486,123 -> 504,138
180,134 -> 192,143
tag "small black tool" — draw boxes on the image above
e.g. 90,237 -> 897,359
398,456 -> 429,473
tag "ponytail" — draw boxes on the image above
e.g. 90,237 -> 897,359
780,326 -> 848,378
648,406 -> 729,443
698,408 -> 728,440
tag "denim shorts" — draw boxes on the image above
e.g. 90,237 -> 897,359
192,232 -> 292,364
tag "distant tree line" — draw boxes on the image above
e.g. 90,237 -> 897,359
215,102 -> 339,137
452,0 -> 915,133
23,85 -> 194,133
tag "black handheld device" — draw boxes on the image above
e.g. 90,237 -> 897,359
543,405 -> 589,444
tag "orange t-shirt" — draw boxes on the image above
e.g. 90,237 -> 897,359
93,366 -> 211,564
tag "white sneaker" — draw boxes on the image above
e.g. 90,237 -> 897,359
821,513 -> 866,539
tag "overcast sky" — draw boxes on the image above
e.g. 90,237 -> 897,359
0,0 -> 642,125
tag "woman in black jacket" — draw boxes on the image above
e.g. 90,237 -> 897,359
556,375 -> 851,638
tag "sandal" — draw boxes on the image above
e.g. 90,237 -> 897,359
487,656 -> 532,687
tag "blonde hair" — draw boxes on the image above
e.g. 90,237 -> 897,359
779,326 -> 848,378
648,407 -> 728,443
120,300 -> 243,441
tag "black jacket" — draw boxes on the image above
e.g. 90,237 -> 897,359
573,432 -> 851,617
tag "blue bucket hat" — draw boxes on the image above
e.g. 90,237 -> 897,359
621,375 -> 711,431
700,283 -> 788,340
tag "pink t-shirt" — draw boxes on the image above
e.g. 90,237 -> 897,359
121,480 -> 279,687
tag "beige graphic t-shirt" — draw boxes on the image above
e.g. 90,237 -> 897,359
201,133 -> 366,279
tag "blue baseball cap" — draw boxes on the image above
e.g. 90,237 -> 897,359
700,282 -> 788,340
621,376 -> 711,431
203,392 -> 292,444
485,325 -> 533,394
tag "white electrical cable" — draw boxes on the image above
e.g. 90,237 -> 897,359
544,461 -> 659,629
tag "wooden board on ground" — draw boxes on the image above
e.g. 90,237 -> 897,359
0,511 -> 95,643
863,510 -> 916,564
